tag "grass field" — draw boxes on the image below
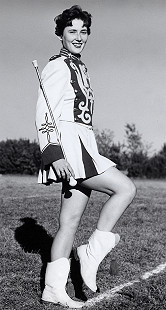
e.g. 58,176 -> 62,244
0,175 -> 166,310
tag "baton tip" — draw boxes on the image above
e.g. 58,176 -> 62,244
32,60 -> 38,68
69,177 -> 77,187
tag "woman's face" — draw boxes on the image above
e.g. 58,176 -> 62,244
62,19 -> 88,54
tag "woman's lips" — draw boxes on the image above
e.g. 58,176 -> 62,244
72,43 -> 83,48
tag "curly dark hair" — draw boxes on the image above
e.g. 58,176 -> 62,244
54,5 -> 92,37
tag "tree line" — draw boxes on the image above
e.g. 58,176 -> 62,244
0,123 -> 165,178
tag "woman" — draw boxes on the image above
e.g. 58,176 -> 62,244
36,5 -> 136,308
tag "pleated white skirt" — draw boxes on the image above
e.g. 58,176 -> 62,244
38,121 -> 116,184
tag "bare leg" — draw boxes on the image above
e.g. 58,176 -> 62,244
42,184 -> 90,308
51,185 -> 91,261
81,167 -> 136,231
77,167 -> 136,292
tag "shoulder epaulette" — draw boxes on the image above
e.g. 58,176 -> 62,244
49,55 -> 61,62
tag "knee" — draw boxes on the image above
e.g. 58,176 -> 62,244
119,179 -> 136,204
123,179 -> 137,202
60,212 -> 81,233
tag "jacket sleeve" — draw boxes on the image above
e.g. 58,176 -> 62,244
35,59 -> 70,167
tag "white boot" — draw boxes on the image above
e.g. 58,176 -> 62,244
77,229 -> 120,292
42,257 -> 85,308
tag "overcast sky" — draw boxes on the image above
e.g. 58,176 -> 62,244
1,0 -> 166,153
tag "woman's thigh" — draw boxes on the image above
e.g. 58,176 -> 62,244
59,183 -> 91,226
80,167 -> 136,195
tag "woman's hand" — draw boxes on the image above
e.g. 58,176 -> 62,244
52,159 -> 75,182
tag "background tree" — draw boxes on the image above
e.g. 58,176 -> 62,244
145,143 -> 166,178
124,123 -> 148,155
94,128 -> 125,170
94,128 -> 114,157
123,123 -> 149,177
0,127 -> 165,178
0,139 -> 41,175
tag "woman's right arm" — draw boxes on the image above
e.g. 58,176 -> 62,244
36,59 -> 74,181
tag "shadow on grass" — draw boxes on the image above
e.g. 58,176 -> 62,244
14,217 -> 87,301
14,217 -> 53,292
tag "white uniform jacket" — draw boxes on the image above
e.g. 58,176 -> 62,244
36,48 -> 115,184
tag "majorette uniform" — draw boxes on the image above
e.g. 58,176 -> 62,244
36,48 -> 115,184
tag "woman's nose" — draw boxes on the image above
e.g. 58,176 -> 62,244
76,32 -> 81,41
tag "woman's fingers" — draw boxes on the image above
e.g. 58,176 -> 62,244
52,159 -> 75,182
67,165 -> 75,179
60,168 -> 66,179
55,168 -> 62,179
63,164 -> 75,182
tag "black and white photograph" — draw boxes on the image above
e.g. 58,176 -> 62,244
1,1 -> 166,309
